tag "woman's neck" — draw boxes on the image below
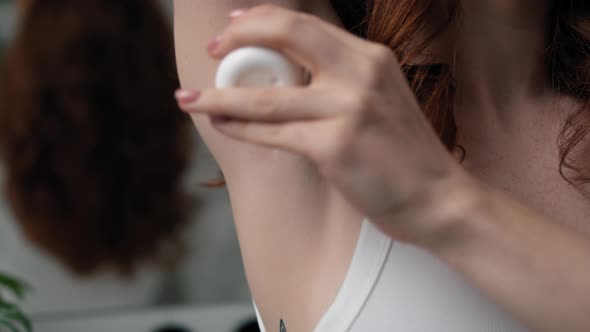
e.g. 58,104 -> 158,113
451,0 -> 554,113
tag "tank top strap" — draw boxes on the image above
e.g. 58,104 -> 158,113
314,219 -> 393,332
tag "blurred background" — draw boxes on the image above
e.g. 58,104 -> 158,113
0,1 -> 254,331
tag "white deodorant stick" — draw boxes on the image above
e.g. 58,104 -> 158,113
215,47 -> 306,88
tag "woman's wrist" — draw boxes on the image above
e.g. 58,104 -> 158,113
401,165 -> 491,254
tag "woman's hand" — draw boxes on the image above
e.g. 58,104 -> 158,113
174,7 -> 590,330
176,4 -> 478,244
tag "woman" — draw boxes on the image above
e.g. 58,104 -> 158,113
174,0 -> 590,331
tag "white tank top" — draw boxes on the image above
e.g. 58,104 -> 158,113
254,220 -> 529,332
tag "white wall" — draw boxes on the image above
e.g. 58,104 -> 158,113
0,2 -> 17,46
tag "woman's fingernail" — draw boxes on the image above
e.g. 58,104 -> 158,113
207,36 -> 222,53
229,9 -> 246,19
175,89 -> 201,104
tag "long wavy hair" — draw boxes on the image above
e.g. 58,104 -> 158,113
0,0 -> 196,276
332,0 -> 590,187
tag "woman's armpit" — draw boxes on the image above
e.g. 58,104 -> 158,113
172,0 -> 329,174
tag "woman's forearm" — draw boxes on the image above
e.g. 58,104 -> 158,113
429,179 -> 590,331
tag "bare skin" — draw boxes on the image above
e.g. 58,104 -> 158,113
174,2 -> 361,331
453,0 -> 590,232
174,1 -> 590,331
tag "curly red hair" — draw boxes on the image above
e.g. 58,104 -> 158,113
332,0 -> 590,187
0,0 -> 196,276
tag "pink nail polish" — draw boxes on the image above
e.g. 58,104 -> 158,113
175,89 -> 201,103
229,9 -> 246,19
207,36 -> 222,53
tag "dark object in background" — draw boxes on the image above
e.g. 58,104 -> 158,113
149,318 -> 261,332
152,323 -> 193,332
235,318 -> 260,332
0,0 -> 196,276
330,0 -> 370,37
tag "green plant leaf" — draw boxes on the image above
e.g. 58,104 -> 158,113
1,312 -> 31,332
0,273 -> 31,332
0,274 -> 30,300
0,319 -> 20,332
3,315 -> 31,332
0,302 -> 11,313
0,303 -> 31,332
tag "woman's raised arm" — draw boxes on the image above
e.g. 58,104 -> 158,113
173,2 -> 364,330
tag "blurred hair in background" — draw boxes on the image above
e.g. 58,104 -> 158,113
0,0 -> 196,276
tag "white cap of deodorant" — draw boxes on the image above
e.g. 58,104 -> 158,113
215,47 -> 306,88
